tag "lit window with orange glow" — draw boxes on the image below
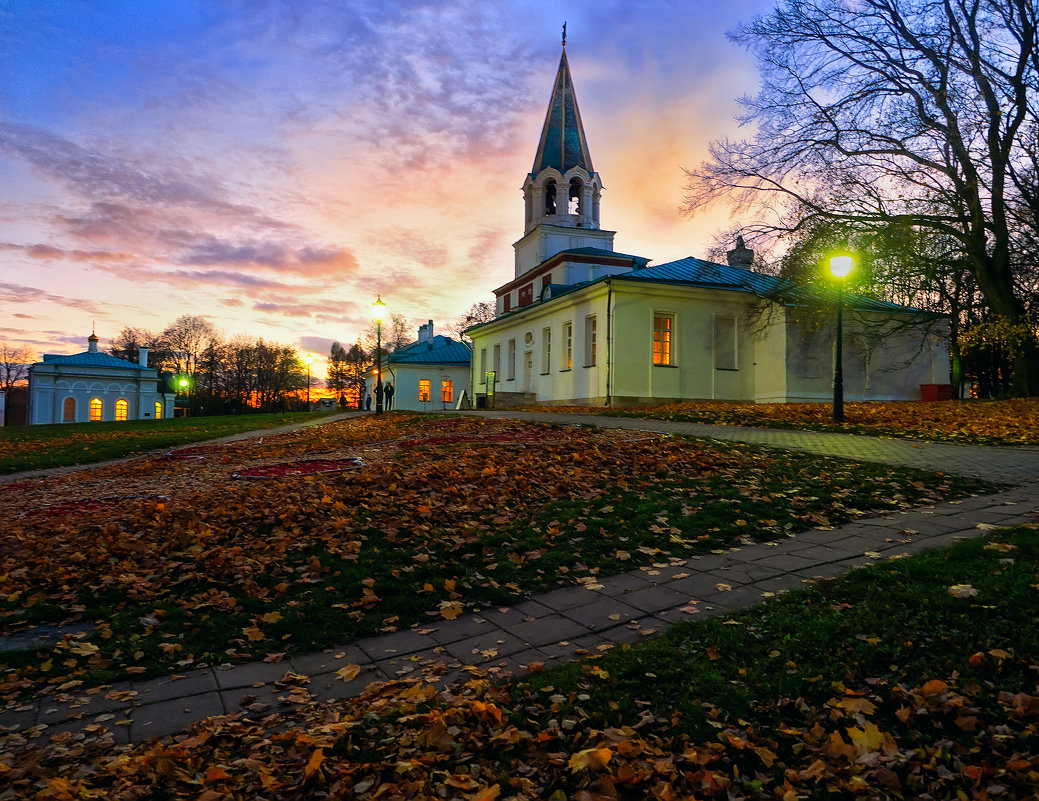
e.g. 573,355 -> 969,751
419,379 -> 431,402
89,398 -> 103,421
441,379 -> 452,403
115,399 -> 128,421
653,314 -> 674,366
154,401 -> 163,419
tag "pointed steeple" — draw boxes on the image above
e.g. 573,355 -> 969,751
531,45 -> 594,175
513,35 -> 615,279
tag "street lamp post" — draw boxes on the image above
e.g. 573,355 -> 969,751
830,255 -> 853,423
178,377 -> 189,418
371,296 -> 386,415
304,353 -> 313,410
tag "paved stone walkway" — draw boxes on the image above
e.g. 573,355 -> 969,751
2,412 -> 1037,746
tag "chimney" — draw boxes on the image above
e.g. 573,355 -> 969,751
726,235 -> 754,269
417,320 -> 434,343
138,346 -> 149,368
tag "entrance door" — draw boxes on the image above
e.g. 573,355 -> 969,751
523,351 -> 534,394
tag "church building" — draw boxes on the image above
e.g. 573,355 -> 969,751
27,332 -> 175,425
467,39 -> 948,408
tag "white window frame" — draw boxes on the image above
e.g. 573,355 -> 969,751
541,327 -> 552,374
584,315 -> 597,366
652,313 -> 675,366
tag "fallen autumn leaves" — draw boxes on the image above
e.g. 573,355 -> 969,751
4,524 -> 1038,800
1,413 -> 997,707
1,415 -> 994,702
534,398 -> 1039,445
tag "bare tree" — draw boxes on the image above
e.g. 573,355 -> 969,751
448,301 -> 496,346
0,342 -> 34,394
684,0 -> 1039,394
161,314 -> 220,376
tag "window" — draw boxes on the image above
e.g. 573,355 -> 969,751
115,399 -> 128,421
562,322 -> 572,369
493,343 -> 501,377
519,284 -> 533,306
541,327 -> 552,373
418,379 -> 431,402
503,294 -> 511,313
441,379 -> 453,403
714,316 -> 738,370
541,273 -> 552,291
63,397 -> 76,422
585,315 -> 597,366
89,397 -> 103,421
154,401 -> 163,420
653,314 -> 674,366
507,339 -> 516,380
479,349 -> 487,384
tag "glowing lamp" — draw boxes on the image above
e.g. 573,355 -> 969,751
371,295 -> 386,323
830,256 -> 853,279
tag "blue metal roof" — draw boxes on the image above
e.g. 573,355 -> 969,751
620,257 -> 939,315
388,335 -> 471,366
40,352 -> 150,370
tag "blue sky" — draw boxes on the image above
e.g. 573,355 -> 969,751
0,0 -> 771,375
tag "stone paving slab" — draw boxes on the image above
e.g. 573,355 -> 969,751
130,692 -> 225,741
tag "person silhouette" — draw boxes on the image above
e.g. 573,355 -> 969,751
384,382 -> 395,410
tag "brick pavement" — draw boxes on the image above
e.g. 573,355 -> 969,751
3,412 -> 1037,746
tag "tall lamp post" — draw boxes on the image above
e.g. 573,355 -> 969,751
830,255 -> 853,423
371,295 -> 386,415
304,353 -> 313,410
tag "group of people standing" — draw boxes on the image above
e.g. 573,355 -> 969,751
364,381 -> 394,411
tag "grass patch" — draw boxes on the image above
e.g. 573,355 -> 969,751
0,411 -> 337,474
0,414 -> 999,701
7,526 -> 1039,799
528,398 -> 1039,445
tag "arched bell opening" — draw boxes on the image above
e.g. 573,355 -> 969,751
568,178 -> 584,216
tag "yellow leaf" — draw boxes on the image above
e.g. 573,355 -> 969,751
303,748 -> 324,780
847,722 -> 884,755
921,679 -> 948,696
336,663 -> 361,682
242,626 -> 265,641
439,600 -> 464,620
568,747 -> 613,773
261,611 -> 283,624
465,785 -> 501,801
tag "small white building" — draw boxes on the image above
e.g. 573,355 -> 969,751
27,333 -> 175,425
365,322 -> 472,412
467,40 -> 948,408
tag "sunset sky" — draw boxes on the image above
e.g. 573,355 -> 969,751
1,0 -> 772,378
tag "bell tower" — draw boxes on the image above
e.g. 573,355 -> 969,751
513,32 -> 615,278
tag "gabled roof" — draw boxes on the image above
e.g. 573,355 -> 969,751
531,46 -> 594,175
39,352 -> 150,370
621,257 -> 940,315
388,335 -> 471,366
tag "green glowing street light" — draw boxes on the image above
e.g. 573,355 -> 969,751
830,255 -> 853,423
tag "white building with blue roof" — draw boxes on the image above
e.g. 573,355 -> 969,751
27,332 -> 174,425
366,322 -> 472,412
467,40 -> 949,408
